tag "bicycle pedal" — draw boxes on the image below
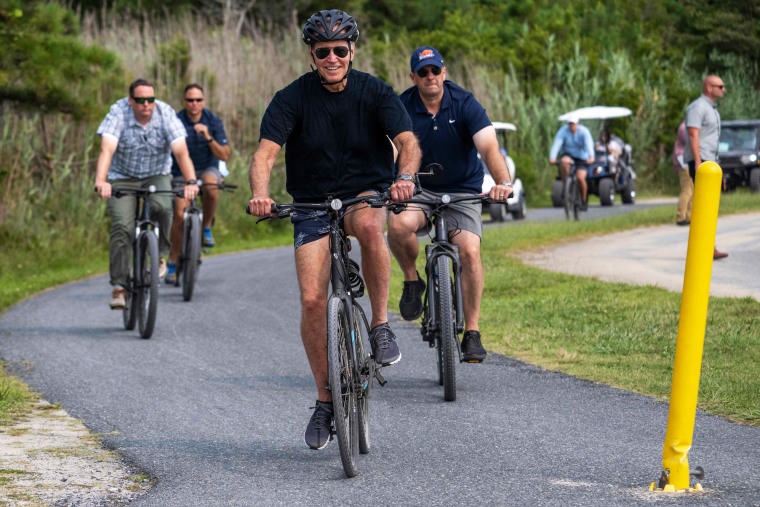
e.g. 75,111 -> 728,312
462,359 -> 484,364
374,369 -> 387,386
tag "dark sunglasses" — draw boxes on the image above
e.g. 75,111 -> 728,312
313,46 -> 350,60
416,66 -> 442,78
713,84 -> 725,89
184,98 -> 204,103
132,96 -> 155,104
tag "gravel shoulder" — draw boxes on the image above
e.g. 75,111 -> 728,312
0,401 -> 150,506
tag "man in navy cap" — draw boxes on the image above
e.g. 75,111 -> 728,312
387,45 -> 512,363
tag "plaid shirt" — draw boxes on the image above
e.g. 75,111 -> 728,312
97,98 -> 187,180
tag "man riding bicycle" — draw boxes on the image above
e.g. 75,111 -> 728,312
246,10 -> 421,451
166,83 -> 231,284
386,46 -> 512,363
94,79 -> 198,309
548,114 -> 595,210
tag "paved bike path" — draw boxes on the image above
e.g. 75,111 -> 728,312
1,245 -> 759,505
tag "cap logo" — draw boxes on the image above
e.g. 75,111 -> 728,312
418,49 -> 435,61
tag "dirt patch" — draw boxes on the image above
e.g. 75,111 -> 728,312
0,400 -> 151,506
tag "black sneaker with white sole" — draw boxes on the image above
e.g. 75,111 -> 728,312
305,400 -> 333,450
461,330 -> 487,362
369,322 -> 401,366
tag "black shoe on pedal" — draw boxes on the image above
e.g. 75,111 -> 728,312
399,274 -> 426,321
579,201 -> 588,211
461,330 -> 487,362
305,400 -> 333,450
370,322 -> 401,366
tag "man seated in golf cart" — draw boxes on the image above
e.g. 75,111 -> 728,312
594,128 -> 623,173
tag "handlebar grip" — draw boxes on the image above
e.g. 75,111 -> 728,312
245,205 -> 252,215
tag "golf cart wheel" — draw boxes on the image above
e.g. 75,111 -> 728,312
511,192 -> 527,220
599,179 -> 615,206
621,178 -> 636,204
551,180 -> 564,207
489,203 -> 508,222
750,168 -> 760,193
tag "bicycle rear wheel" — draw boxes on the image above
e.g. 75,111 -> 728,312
123,274 -> 137,331
327,296 -> 359,477
435,256 -> 457,402
138,232 -> 159,339
352,302 -> 372,455
181,212 -> 201,302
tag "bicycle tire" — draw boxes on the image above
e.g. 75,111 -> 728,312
352,302 -> 371,455
563,177 -> 572,220
327,296 -> 359,477
181,212 -> 201,302
138,232 -> 159,339
570,178 -> 580,221
123,259 -> 137,331
435,256 -> 457,402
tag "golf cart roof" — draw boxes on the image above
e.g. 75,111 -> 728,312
492,121 -> 517,132
558,106 -> 632,122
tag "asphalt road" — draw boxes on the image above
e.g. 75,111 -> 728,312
2,203 -> 760,506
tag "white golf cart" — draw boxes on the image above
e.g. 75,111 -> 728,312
551,106 -> 636,207
481,121 -> 527,221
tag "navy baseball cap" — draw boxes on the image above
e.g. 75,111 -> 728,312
410,46 -> 444,73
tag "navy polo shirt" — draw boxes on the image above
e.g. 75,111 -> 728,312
399,80 -> 492,193
171,108 -> 229,176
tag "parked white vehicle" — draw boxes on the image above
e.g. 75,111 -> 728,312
480,121 -> 526,221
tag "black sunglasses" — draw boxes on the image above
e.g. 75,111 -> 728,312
313,46 -> 350,60
184,98 -> 204,103
132,96 -> 155,104
713,84 -> 725,89
416,66 -> 442,78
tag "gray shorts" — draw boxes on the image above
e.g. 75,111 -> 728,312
406,188 -> 483,239
172,166 -> 222,188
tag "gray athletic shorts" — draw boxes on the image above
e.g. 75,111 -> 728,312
172,166 -> 222,188
402,188 -> 483,239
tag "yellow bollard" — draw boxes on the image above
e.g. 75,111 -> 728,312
655,161 -> 722,492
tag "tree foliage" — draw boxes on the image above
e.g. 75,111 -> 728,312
0,0 -> 121,119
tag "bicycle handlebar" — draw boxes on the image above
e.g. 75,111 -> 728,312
247,192 -> 392,223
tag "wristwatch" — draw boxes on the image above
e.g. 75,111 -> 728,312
499,180 -> 512,186
397,173 -> 414,182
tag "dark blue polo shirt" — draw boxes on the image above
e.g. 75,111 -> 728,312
399,80 -> 491,193
171,108 -> 229,176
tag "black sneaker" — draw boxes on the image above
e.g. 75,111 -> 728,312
369,323 -> 401,366
579,201 -> 588,211
305,401 -> 333,450
461,330 -> 487,362
399,274 -> 426,321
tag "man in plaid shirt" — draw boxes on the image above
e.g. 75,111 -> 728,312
94,78 -> 199,309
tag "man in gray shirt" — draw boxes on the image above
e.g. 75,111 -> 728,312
683,74 -> 727,259
95,79 -> 199,308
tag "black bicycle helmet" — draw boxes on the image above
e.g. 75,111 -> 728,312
302,10 -> 359,45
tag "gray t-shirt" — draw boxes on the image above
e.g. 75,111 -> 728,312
683,94 -> 721,163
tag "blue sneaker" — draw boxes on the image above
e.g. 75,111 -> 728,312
203,227 -> 215,247
165,262 -> 176,285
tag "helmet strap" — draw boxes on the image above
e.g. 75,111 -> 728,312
311,61 -> 352,86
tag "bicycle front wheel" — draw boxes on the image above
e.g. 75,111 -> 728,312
435,256 -> 457,402
138,231 -> 159,339
352,302 -> 372,455
570,178 -> 581,221
563,177 -> 572,220
327,296 -> 359,477
181,212 -> 201,302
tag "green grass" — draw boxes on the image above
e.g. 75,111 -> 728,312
2,192 -> 760,426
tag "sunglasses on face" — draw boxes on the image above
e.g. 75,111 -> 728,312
184,98 -> 204,103
132,96 -> 155,104
416,66 -> 442,78
713,84 -> 725,89
313,46 -> 350,60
